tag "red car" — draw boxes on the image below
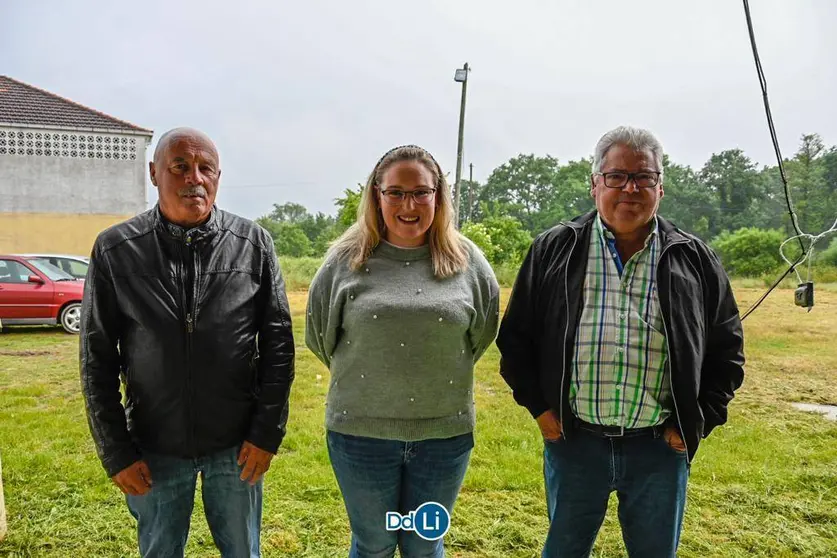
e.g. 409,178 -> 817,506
0,255 -> 84,334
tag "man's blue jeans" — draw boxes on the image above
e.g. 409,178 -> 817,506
542,427 -> 689,558
327,430 -> 474,558
126,445 -> 262,558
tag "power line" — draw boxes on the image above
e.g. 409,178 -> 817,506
222,181 -> 318,190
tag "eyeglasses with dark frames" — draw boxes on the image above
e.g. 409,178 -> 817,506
377,188 -> 438,206
594,171 -> 661,189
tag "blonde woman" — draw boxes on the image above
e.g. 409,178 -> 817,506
306,145 -> 499,558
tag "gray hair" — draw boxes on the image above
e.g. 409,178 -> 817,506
591,126 -> 664,174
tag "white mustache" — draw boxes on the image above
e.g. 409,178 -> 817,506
179,186 -> 207,198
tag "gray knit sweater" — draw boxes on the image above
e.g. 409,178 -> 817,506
305,239 -> 500,441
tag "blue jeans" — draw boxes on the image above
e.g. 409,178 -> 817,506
542,428 -> 689,558
126,445 -> 262,558
327,430 -> 474,558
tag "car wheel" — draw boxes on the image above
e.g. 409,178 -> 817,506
60,303 -> 82,334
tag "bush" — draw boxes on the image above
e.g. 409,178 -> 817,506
819,237 -> 837,267
278,256 -> 323,290
460,223 -> 496,263
711,228 -> 786,277
271,222 -> 313,257
493,262 -> 521,288
461,216 -> 531,267
481,216 -> 532,267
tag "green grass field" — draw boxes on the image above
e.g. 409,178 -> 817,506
1,286 -> 836,557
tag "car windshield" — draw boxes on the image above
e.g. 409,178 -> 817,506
28,259 -> 77,281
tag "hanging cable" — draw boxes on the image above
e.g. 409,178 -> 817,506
738,0 -> 837,319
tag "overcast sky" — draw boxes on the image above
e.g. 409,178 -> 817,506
2,0 -> 835,219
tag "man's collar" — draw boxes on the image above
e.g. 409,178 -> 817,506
596,214 -> 658,247
155,204 -> 219,242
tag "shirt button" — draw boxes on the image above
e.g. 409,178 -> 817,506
350,295 -> 355,300
361,374 -> 365,379
342,410 -> 347,415
438,317 -> 443,322
458,411 -> 463,416
410,398 -> 415,402
417,289 -> 422,294
617,347 -> 625,353
346,341 -> 351,345
405,262 -> 410,266
373,315 -> 378,319
449,380 -> 454,384
619,313 -> 627,320
400,343 -> 405,347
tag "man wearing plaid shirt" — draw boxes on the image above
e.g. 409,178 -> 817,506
498,126 -> 745,557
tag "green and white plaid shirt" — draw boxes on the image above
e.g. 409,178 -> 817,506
569,214 -> 671,428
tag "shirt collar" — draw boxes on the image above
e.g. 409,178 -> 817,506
596,213 -> 659,248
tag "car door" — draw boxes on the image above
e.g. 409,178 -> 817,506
0,259 -> 55,319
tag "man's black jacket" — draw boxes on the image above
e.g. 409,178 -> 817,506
80,206 -> 295,477
497,211 -> 744,461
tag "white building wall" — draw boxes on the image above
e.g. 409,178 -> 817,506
0,126 -> 151,215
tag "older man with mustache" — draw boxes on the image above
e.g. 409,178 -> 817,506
498,126 -> 745,557
80,128 -> 295,557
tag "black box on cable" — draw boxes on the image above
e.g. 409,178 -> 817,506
794,282 -> 814,308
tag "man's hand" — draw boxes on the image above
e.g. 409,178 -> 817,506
112,460 -> 153,496
536,410 -> 563,442
238,441 -> 275,485
664,426 -> 687,453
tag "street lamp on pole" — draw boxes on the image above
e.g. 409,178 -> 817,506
453,62 -> 469,229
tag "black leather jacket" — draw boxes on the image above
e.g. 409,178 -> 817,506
497,211 -> 745,461
80,206 -> 295,477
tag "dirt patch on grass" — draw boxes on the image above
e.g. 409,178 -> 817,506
0,350 -> 56,357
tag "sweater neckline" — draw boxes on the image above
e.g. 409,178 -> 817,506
374,240 -> 432,261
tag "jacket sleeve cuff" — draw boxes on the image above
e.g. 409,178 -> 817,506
246,427 -> 283,455
102,447 -> 143,478
526,401 -> 551,420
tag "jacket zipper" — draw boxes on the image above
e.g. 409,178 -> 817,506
656,237 -> 690,459
559,226 -> 580,436
182,235 -> 196,454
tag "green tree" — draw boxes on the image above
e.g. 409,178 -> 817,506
299,212 -> 336,247
821,146 -> 837,222
260,202 -> 335,256
699,150 -> 768,236
266,202 -> 309,224
538,158 -> 595,230
271,222 -> 313,257
334,185 -> 364,229
660,157 -> 716,239
480,154 -> 560,233
784,134 -> 833,234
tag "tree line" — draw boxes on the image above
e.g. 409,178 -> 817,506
257,133 -> 837,276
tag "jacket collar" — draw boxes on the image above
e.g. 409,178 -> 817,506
153,204 -> 220,243
563,210 -> 688,249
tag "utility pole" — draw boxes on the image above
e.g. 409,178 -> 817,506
453,62 -> 470,228
468,163 -> 474,223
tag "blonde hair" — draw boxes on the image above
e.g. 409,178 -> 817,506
327,145 -> 469,278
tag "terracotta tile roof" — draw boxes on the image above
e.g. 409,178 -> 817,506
0,75 -> 152,134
